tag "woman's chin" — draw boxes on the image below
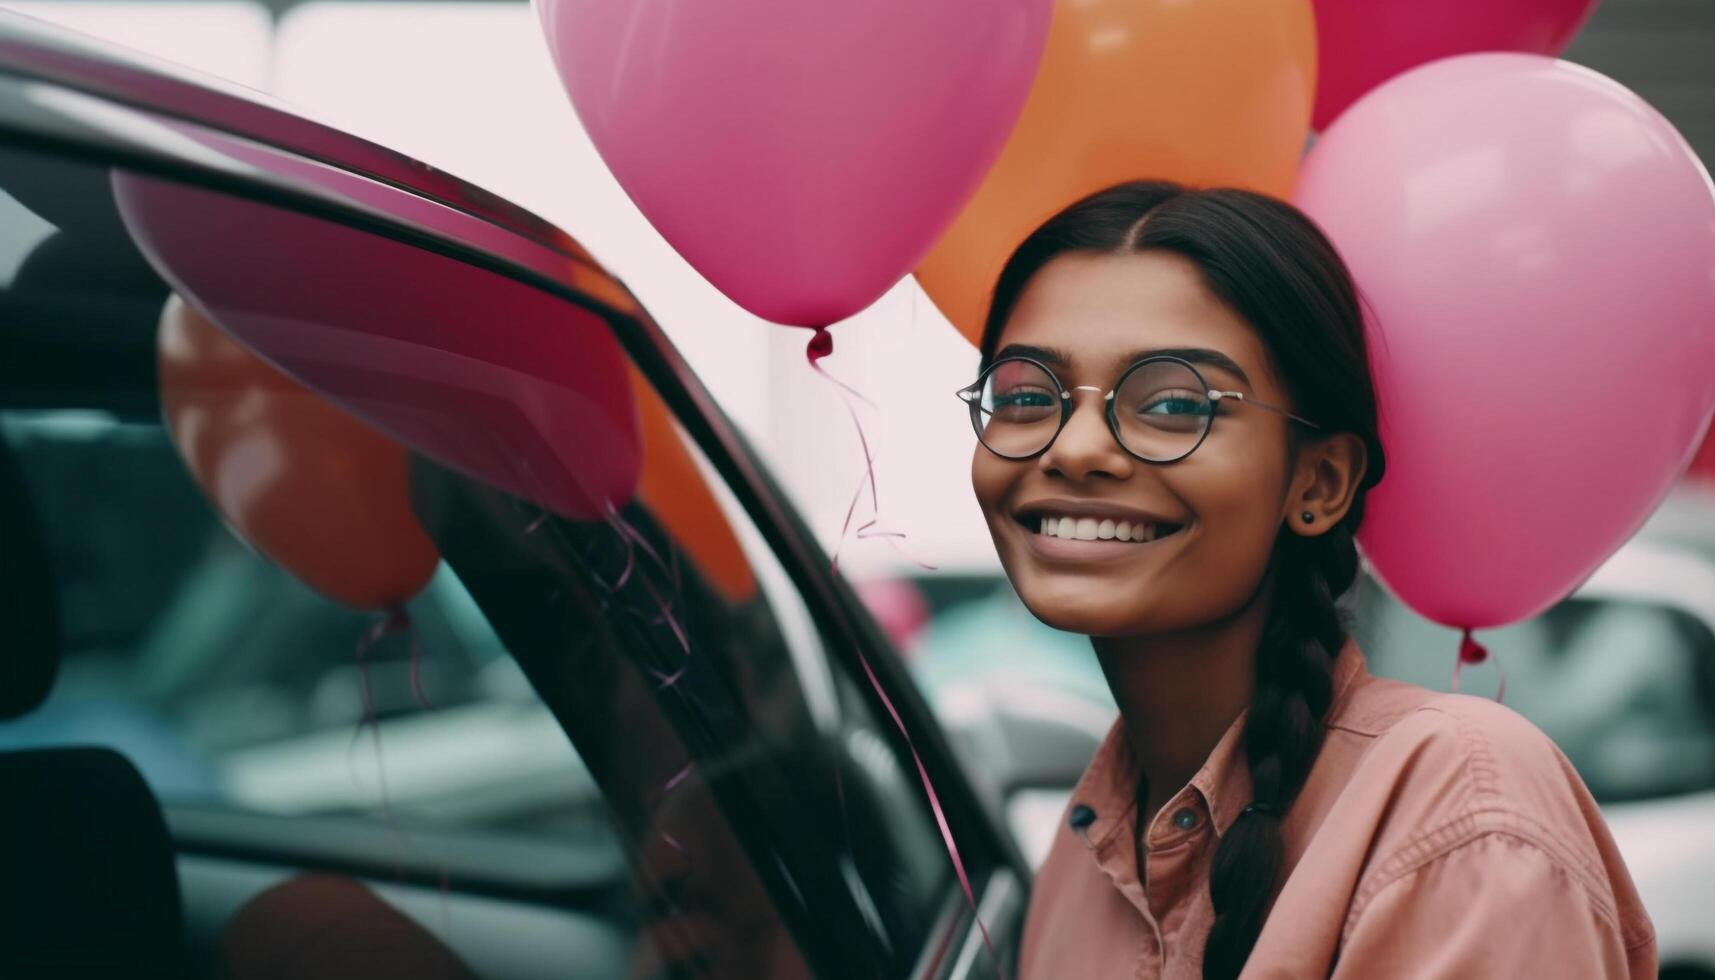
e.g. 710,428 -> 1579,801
1016,586 -> 1154,638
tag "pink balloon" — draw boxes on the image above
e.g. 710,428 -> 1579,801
1311,0 -> 1600,131
539,0 -> 1051,328
1297,53 -> 1715,629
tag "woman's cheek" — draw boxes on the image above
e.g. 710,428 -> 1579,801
1163,463 -> 1284,613
970,449 -> 1015,539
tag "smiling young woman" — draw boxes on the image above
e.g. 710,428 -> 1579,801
966,183 -> 1657,979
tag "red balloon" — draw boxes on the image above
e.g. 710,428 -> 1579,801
1312,0 -> 1600,130
159,294 -> 440,609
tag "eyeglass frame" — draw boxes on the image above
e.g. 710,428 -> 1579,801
955,354 -> 1322,464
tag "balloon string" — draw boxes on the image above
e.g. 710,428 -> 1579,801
850,630 -> 999,975
347,607 -> 454,909
350,608 -> 402,878
600,505 -> 692,689
1452,627 -> 1505,703
804,325 -> 991,973
804,327 -> 936,573
605,503 -> 690,655
354,614 -> 386,725
399,606 -> 432,711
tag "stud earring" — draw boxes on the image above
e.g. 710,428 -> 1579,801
1301,511 -> 1315,524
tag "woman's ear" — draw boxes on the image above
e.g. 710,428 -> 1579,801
1287,432 -> 1367,535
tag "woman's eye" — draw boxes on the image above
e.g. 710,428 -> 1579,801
994,389 -> 1054,409
1140,392 -> 1207,416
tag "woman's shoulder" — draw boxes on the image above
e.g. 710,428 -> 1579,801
1338,671 -> 1556,758
1321,671 -> 1640,914
1331,671 -> 1591,832
1311,671 -> 1656,957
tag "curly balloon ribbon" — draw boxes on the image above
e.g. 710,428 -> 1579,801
804,327 -> 936,574
850,632 -> 998,974
350,605 -> 413,883
514,495 -> 706,934
803,326 -> 993,974
1451,627 -> 1505,703
355,604 -> 433,713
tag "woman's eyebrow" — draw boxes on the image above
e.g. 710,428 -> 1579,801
1125,347 -> 1253,387
992,342 -> 1067,365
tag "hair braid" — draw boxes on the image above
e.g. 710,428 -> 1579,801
1201,517 -> 1362,980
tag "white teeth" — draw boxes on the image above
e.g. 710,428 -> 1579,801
1032,514 -> 1176,543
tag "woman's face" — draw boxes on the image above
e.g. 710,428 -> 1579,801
972,250 -> 1307,638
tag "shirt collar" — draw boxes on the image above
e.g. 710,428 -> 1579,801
1067,637 -> 1370,848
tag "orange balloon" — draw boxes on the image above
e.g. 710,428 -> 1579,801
158,294 -> 440,609
629,367 -> 757,603
916,0 -> 1317,345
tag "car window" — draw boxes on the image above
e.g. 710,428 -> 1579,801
0,135 -> 958,978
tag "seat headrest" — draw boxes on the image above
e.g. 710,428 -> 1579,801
0,435 -> 59,720
0,747 -> 185,977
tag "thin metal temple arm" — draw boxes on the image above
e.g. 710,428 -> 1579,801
1209,390 -> 1321,430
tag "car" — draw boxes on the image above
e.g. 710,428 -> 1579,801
0,11 -> 1026,978
904,490 -> 1715,977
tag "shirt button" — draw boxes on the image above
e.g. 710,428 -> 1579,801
1172,807 -> 1199,831
1068,804 -> 1097,832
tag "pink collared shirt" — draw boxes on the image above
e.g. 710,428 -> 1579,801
1018,639 -> 1656,979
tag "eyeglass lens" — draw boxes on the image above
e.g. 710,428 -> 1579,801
971,358 -> 1214,461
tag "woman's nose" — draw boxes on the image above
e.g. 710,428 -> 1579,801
1040,389 -> 1131,480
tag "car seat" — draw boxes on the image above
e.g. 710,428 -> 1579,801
0,431 -> 187,978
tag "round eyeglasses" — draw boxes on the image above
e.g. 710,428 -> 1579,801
956,355 -> 1320,463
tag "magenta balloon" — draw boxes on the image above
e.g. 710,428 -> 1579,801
539,0 -> 1052,328
1297,53 -> 1715,629
1312,0 -> 1600,131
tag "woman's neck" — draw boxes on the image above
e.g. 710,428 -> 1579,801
1091,594 -> 1270,823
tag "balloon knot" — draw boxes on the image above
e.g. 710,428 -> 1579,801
383,602 -> 411,633
1458,628 -> 1488,665
805,326 -> 834,366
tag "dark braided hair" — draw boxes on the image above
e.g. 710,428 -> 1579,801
978,181 -> 1385,980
